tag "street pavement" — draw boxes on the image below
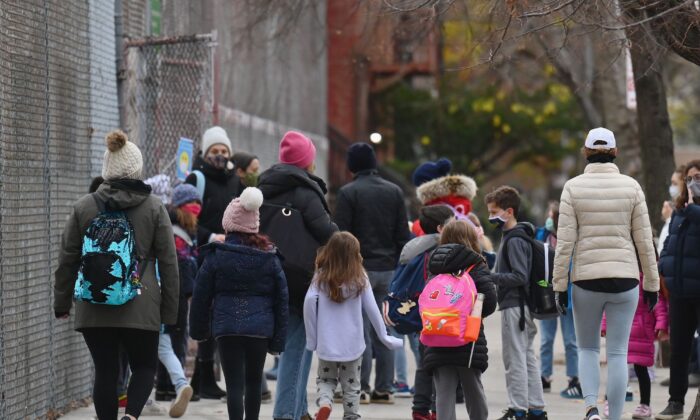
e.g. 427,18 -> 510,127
61,314 -> 696,419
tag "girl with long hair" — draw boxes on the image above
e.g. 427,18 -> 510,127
304,232 -> 402,420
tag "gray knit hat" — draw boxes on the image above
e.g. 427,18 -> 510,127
102,130 -> 144,180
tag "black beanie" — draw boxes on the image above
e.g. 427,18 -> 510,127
347,143 -> 377,173
232,152 -> 258,171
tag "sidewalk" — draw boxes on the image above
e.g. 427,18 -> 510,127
61,314 -> 696,419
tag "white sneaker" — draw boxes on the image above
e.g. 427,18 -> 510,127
169,385 -> 193,418
141,399 -> 168,416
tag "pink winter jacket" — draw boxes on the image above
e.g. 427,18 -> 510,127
601,278 -> 668,366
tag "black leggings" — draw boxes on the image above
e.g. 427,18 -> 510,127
217,336 -> 268,420
82,328 -> 159,420
669,296 -> 700,403
634,364 -> 651,406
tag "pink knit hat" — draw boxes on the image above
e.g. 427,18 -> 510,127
222,187 -> 264,234
279,131 -> 316,169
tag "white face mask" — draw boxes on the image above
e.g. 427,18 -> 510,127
669,185 -> 680,200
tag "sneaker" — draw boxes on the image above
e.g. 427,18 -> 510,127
141,399 -> 169,416
560,377 -> 583,399
496,408 -> 527,419
316,405 -> 332,420
585,407 -> 602,420
632,404 -> 652,419
655,401 -> 684,419
542,376 -> 552,393
626,386 -> 634,401
169,385 -> 193,418
660,377 -> 670,387
411,411 -> 431,420
527,409 -> 548,420
333,390 -> 343,403
261,390 -> 272,404
359,391 -> 370,405
370,390 -> 394,404
394,382 -> 413,398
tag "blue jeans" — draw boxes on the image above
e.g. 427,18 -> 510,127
273,310 -> 313,420
361,270 -> 396,393
391,329 -> 421,385
573,286 -> 638,420
540,310 -> 578,379
158,333 -> 189,392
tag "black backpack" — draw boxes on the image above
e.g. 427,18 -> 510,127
502,230 -> 559,324
259,202 -> 320,308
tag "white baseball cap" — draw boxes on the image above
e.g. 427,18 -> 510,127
585,127 -> 616,149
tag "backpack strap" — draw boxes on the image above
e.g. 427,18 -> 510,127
193,170 -> 206,201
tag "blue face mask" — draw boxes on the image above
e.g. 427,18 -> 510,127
545,217 -> 555,232
488,214 -> 507,230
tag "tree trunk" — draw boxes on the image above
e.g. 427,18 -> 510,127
624,15 -> 676,233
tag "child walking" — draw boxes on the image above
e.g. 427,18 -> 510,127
602,274 -> 668,419
421,220 -> 498,420
189,187 -> 289,420
304,232 -> 402,420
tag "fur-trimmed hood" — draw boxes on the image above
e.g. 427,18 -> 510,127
416,174 -> 478,205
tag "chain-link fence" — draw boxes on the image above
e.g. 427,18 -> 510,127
124,34 -> 215,179
0,1 -> 97,418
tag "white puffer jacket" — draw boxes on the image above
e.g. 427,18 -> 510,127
552,163 -> 659,292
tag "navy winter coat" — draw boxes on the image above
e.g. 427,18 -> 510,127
189,235 -> 289,352
659,204 -> 700,299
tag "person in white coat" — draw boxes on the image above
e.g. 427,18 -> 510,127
552,127 -> 660,420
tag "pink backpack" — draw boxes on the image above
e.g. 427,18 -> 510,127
418,267 -> 480,347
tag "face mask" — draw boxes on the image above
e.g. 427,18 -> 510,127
181,203 -> 202,217
689,181 -> 700,199
488,215 -> 507,230
545,217 -> 555,232
242,172 -> 259,187
669,185 -> 680,200
207,154 -> 230,170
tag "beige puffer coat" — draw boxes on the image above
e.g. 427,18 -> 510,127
552,163 -> 659,292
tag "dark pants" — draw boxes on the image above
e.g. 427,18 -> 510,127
412,343 -> 435,414
157,329 -> 188,390
218,336 -> 268,420
198,335 -> 217,361
669,296 -> 700,404
360,270 -> 395,393
82,328 -> 159,420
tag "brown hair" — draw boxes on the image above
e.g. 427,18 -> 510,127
484,186 -> 521,217
439,220 -> 484,263
582,147 -> 618,159
314,232 -> 366,303
176,208 -> 198,234
677,160 -> 700,210
232,232 -> 274,251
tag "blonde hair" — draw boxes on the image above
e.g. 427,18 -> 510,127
314,232 -> 366,303
439,220 -> 485,264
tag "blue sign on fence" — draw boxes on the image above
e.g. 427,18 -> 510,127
176,137 -> 194,181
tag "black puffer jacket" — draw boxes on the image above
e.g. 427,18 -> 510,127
258,164 -> 338,309
422,244 -> 498,373
185,156 -> 240,246
334,170 -> 411,271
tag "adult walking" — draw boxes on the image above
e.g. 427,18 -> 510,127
657,160 -> 700,419
54,130 -> 179,420
258,131 -> 337,420
552,127 -> 659,420
184,125 -> 238,399
334,143 -> 411,403
537,202 -> 581,399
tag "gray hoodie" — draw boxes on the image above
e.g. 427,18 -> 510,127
492,223 -> 533,311
399,234 -> 440,265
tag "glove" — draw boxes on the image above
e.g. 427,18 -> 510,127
643,291 -> 658,312
555,291 -> 568,316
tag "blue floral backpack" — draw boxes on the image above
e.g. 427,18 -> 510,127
73,195 -> 146,305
